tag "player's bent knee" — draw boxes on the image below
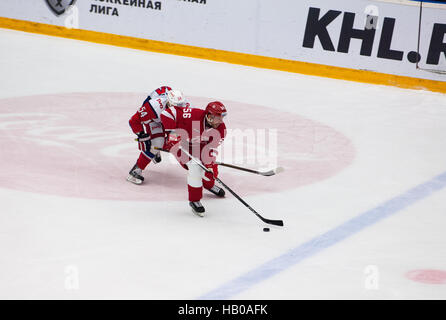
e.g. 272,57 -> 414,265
187,161 -> 204,188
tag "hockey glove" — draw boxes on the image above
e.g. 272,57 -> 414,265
136,132 -> 150,141
203,162 -> 218,182
164,132 -> 181,151
137,132 -> 151,152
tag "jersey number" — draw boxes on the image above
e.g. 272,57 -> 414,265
138,106 -> 148,117
183,108 -> 191,118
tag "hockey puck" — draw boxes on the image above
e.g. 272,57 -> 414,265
263,227 -> 270,232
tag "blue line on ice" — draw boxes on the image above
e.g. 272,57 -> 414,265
199,171 -> 446,299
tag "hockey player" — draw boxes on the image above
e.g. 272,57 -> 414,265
160,101 -> 227,216
127,86 -> 186,184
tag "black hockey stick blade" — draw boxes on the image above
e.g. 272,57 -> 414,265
260,216 -> 284,226
215,177 -> 284,227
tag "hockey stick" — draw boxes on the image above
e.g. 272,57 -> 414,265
215,162 -> 284,177
177,146 -> 284,227
152,146 -> 283,177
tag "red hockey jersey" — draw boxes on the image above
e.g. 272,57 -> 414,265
161,106 -> 226,165
128,86 -> 172,134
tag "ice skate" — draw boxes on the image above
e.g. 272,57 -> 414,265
189,201 -> 205,217
127,164 -> 144,185
153,153 -> 162,164
208,185 -> 225,197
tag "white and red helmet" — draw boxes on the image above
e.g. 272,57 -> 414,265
167,90 -> 186,107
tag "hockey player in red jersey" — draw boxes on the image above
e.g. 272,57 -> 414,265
127,86 -> 186,184
161,101 -> 227,216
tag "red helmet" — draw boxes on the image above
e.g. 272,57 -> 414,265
205,101 -> 227,117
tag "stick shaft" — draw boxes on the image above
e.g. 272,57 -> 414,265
216,162 -> 262,175
153,147 -> 276,176
214,176 -> 283,226
178,147 -> 283,226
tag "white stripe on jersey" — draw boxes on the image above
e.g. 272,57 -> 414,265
161,107 -> 176,121
171,107 -> 177,120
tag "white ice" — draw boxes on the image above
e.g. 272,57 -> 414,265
0,28 -> 446,299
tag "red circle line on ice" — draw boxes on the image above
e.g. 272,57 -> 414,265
0,92 -> 355,201
406,269 -> 446,284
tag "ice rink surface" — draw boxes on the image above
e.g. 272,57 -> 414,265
0,28 -> 445,299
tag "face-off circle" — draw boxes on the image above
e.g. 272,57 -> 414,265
0,92 -> 355,201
